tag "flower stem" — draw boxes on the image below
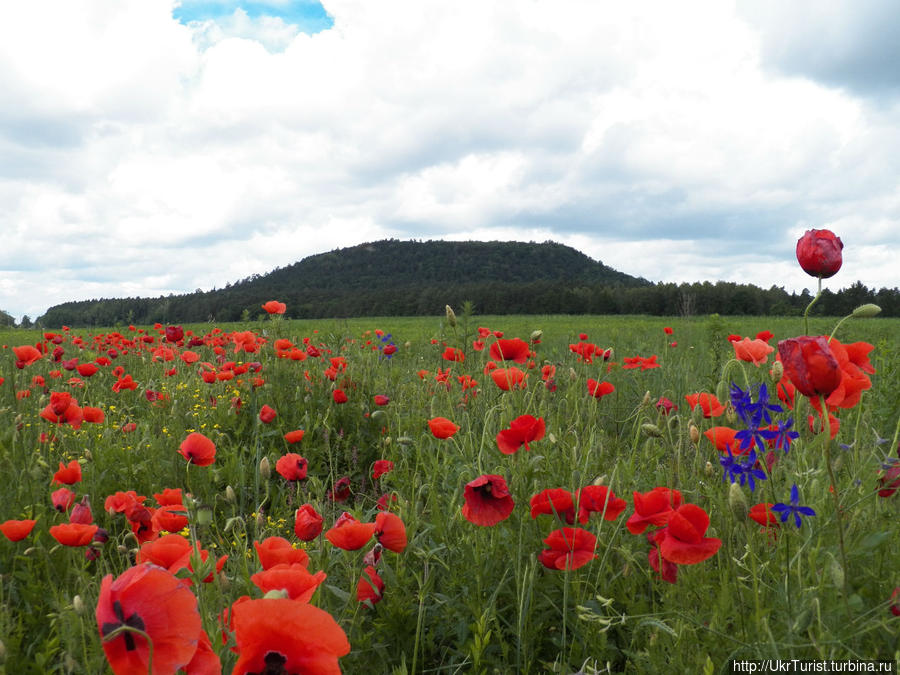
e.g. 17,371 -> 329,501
803,277 -> 823,335
820,395 -> 851,618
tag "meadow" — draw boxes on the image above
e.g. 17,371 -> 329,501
0,310 -> 898,674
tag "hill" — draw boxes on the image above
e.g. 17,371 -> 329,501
36,240 -> 650,326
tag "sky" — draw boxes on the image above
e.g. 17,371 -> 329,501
1,0 -> 898,322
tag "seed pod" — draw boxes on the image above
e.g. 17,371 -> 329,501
259,456 -> 271,480
444,305 -> 457,327
641,423 -> 664,439
690,424 -> 701,445
72,595 -> 85,615
728,482 -> 748,521
770,360 -> 784,382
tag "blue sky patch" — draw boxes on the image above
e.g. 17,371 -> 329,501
173,1 -> 333,34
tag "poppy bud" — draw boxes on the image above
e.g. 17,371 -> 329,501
728,482 -> 748,521
828,555 -> 844,590
225,485 -> 236,504
725,402 -> 737,423
641,423 -> 663,439
530,330 -> 543,342
690,424 -> 700,445
705,461 -> 714,476
259,456 -> 271,480
444,305 -> 457,327
262,589 -> 290,600
72,594 -> 85,615
770,360 -> 784,383
851,303 -> 881,318
641,391 -> 651,407
592,474 -> 607,486
568,367 -> 577,382
196,504 -> 213,526
796,229 -> 843,278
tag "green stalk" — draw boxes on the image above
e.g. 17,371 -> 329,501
803,277 -> 823,335
820,395 -> 851,618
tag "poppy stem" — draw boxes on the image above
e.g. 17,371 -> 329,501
101,625 -> 154,674
803,277 -> 823,336
820,395 -> 851,619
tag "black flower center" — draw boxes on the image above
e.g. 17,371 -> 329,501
249,651 -> 290,675
100,600 -> 146,651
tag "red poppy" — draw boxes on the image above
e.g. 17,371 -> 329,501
877,443 -> 900,498
178,432 -> 216,467
777,336 -> 842,399
0,519 -> 36,542
164,325 -> 184,343
489,338 -> 530,363
703,426 -> 743,454
622,355 -> 660,370
648,545 -> 679,584
53,459 -> 82,485
230,598 -> 349,674
809,337 -> 875,411
50,522 -> 99,546
372,459 -> 394,479
332,389 -> 348,404
538,527 -> 597,570
275,453 -> 308,481
374,511 -> 407,553
490,367 -> 527,390
748,503 -> 778,528
684,392 -> 726,418
530,488 -> 576,522
496,414 -> 545,455
13,344 -> 43,366
284,429 -> 305,444
251,563 -> 327,602
259,404 -> 277,424
183,628 -> 221,675
325,512 -> 376,550
626,487 -> 683,534
254,537 -> 310,570
261,300 -> 287,315
357,565 -> 385,606
104,490 -> 146,515
294,504 -> 324,541
656,397 -> 676,415
137,533 -> 193,569
756,330 -> 774,343
732,338 -> 775,367
653,504 -> 722,565
587,379 -> 614,399
373,394 -> 390,406
83,406 -> 105,424
152,505 -> 189,533
153,488 -> 183,506
428,417 -> 460,439
76,362 -> 99,377
807,412 -> 840,439
442,346 -> 465,362
796,228 -> 843,278
461,474 -> 515,526
663,326 -> 674,335
69,496 -> 93,524
96,563 -> 201,675
575,485 -> 627,523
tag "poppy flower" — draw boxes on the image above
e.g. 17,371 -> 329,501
49,487 -> 75,513
325,512 -> 376,551
809,338 -> 875,412
178,432 -> 216,467
183,629 -> 221,675
357,565 -> 385,606
777,336 -> 843,399
259,404 -> 277,424
275,453 -> 308,481
96,563 -> 201,675
626,487 -> 683,534
83,406 -> 105,424
622,355 -> 660,370
294,504 -> 324,541
442,346 -> 465,362
230,597 -> 349,674
748,503 -> 778,528
374,511 -> 407,553
76,362 -> 99,377
137,533 -> 194,569
538,527 -> 597,570
13,344 -> 43,366
654,504 -> 722,565
372,459 -> 394,479
53,460 -> 82,485
461,474 -> 515,526
332,389 -> 348,404
684,393 -> 726,418
648,545 -> 678,584
656,397 -> 676,415
530,488 -> 576,523
152,505 -> 189,533
69,496 -> 93,524
284,429 -> 305,444
0,519 -> 37,542
428,417 -> 460,439
50,522 -> 99,546
373,394 -> 390,406
489,338 -> 530,363
807,412 -> 840,439
663,326 -> 674,335
587,379 -> 614,399
254,537 -> 310,570
164,325 -> 183,343
496,414 -> 545,455
575,485 -> 627,523
703,427 -> 743,454
251,563 -> 327,602
490,367 -> 527,390
261,300 -> 287,315
796,229 -> 843,278
732,338 -> 775,367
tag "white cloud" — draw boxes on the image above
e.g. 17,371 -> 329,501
0,0 -> 898,322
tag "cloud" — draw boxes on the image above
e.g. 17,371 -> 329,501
0,0 -> 898,322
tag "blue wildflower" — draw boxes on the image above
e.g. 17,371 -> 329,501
771,484 -> 816,529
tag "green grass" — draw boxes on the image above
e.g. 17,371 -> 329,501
0,313 -> 898,673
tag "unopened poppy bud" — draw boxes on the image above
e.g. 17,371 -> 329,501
445,305 -> 457,327
641,423 -> 663,439
259,456 -> 271,480
117,544 -> 129,554
549,432 -> 557,444
592,475 -> 607,486
404,341 -> 411,349
83,449 -> 92,461
770,361 -> 784,382
72,594 -> 85,615
728,482 -> 748,521
828,556 -> 844,589
196,504 -> 213,526
530,329 -> 543,342
568,367 -> 577,381
851,303 -> 881,318
225,485 -> 236,504
725,402 -> 737,423
256,511 -> 266,530
263,589 -> 290,600
690,424 -> 700,445
371,410 -> 385,421
642,391 -> 651,407
705,461 -> 714,476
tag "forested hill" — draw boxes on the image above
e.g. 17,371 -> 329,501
36,240 -> 648,326
35,239 -> 899,327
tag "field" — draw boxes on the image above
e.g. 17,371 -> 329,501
1,311 -> 898,674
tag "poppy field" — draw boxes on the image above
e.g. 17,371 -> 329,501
1,300 -> 899,672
